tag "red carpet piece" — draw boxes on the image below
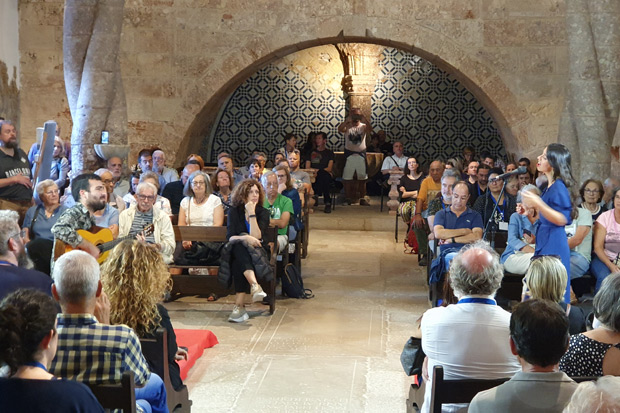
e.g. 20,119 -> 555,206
174,329 -> 219,381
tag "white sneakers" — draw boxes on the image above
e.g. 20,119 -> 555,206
228,305 -> 249,323
250,283 -> 267,302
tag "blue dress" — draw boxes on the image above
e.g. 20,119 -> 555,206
535,179 -> 572,302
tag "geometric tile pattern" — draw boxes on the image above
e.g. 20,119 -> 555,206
205,47 -> 504,168
372,48 -> 505,166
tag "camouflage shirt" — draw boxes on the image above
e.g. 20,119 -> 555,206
51,203 -> 96,248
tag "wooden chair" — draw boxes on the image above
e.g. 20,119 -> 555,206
85,371 -> 137,413
429,365 -> 508,413
140,328 -> 191,413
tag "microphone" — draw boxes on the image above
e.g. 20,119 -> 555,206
489,166 -> 528,182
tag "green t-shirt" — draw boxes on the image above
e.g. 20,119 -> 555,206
264,194 -> 294,236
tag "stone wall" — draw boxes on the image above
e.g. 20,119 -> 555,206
1,0 -> 20,124
18,0 -> 569,169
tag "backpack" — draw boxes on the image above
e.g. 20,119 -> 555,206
282,263 -> 314,299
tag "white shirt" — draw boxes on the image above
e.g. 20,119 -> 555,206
344,123 -> 368,152
381,154 -> 407,171
180,195 -> 222,226
420,297 -> 521,413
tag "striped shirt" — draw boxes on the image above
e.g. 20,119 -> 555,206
50,314 -> 150,386
129,209 -> 155,243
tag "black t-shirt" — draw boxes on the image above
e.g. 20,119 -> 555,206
0,148 -> 33,201
0,265 -> 53,301
309,148 -> 335,171
0,377 -> 104,412
161,180 -> 184,215
398,174 -> 425,200
467,181 -> 487,206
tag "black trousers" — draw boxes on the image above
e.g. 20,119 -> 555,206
231,243 -> 255,293
312,169 -> 333,203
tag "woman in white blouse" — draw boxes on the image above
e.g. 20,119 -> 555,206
179,170 -> 224,234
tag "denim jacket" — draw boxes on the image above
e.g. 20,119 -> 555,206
500,213 -> 539,263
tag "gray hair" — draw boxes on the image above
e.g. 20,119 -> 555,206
152,150 -> 165,160
448,240 -> 503,297
52,250 -> 100,303
183,170 -> 213,198
0,210 -> 20,256
593,272 -> 620,332
517,184 -> 541,202
261,171 -> 276,188
94,168 -> 112,177
139,171 -> 161,191
441,168 -> 461,183
136,182 -> 157,196
34,179 -> 57,205
563,376 -> 620,413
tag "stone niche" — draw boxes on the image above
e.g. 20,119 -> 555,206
19,0 -> 571,170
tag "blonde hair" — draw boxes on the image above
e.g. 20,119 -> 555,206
525,256 -> 567,303
100,240 -> 172,336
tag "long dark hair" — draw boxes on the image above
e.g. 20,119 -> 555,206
0,289 -> 58,375
404,156 -> 421,176
546,143 -> 578,219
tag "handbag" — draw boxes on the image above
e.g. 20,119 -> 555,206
400,336 -> 426,376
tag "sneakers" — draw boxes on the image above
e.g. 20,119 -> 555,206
228,305 -> 249,323
359,197 -> 370,206
418,255 -> 428,267
251,283 -> 267,302
324,204 -> 332,213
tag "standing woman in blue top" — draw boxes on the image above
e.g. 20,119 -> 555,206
521,143 -> 577,303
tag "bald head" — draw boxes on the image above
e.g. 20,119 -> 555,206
448,241 -> 503,297
181,163 -> 200,185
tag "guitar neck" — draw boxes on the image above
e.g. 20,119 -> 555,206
98,234 -> 134,253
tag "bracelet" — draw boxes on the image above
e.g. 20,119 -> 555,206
248,214 -> 256,218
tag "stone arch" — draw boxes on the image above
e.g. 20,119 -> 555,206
177,24 -> 531,164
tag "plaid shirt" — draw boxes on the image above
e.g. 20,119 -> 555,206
50,314 -> 150,386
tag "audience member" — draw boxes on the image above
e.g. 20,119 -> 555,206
288,150 -> 312,193
300,132 -> 316,164
524,256 -> 586,334
421,241 -> 520,413
93,168 -> 122,239
306,132 -> 334,213
505,175 -> 519,197
119,182 -> 175,263
137,148 -> 154,173
380,141 -> 407,175
217,152 -> 244,185
500,184 -> 539,275
152,149 -> 179,186
273,152 -> 286,167
591,186 -> 620,292
480,152 -> 496,168
275,164 -> 302,241
162,163 -> 200,215
505,162 -> 517,173
376,130 -> 392,155
473,167 -> 517,234
602,177 -> 620,210
338,107 -> 373,205
413,160 -> 444,266
211,168 -> 233,215
23,180 -> 67,241
262,172 -> 293,253
127,171 -> 172,215
518,170 -> 532,189
186,153 -> 205,170
465,160 -> 478,186
224,179 -> 269,322
0,289 -> 104,412
426,169 -> 459,251
560,273 -> 620,377
461,146 -> 475,168
247,158 -> 264,181
277,133 -> 297,159
518,157 -> 531,171
469,299 -> 576,413
48,137 -> 70,191
433,181 -> 483,268
101,240 -> 186,391
565,207 -> 593,283
122,170 -> 142,206
0,210 -> 52,300
51,173 -> 107,265
562,376 -> 620,413
398,156 -> 425,225
469,163 -> 490,206
0,120 -> 33,223
107,156 -> 130,198
50,251 -> 168,413
579,179 -> 606,221
178,171 -> 224,228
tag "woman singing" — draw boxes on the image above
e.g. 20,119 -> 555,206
521,143 -> 577,303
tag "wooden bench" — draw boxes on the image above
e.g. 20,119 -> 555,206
140,328 -> 191,413
86,371 -> 136,413
168,225 -> 279,314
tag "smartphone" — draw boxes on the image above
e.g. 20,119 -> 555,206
101,130 -> 109,144
523,229 -> 531,237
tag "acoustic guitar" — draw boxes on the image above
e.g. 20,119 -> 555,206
54,224 -> 154,264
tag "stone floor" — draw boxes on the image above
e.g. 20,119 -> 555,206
166,200 -> 430,412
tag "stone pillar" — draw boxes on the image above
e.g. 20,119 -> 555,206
335,44 -> 383,119
63,0 -> 127,173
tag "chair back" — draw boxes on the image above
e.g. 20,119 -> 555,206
85,370 -> 136,413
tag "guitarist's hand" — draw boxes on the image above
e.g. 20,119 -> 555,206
94,291 -> 111,324
79,240 -> 101,259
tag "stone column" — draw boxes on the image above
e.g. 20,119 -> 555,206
64,0 -> 127,173
335,44 -> 383,119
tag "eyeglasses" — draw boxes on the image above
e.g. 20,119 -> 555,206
11,229 -> 27,240
44,189 -> 60,196
191,180 -> 206,186
137,195 -> 156,201
584,189 -> 600,194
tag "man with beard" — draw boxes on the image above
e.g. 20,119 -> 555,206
0,120 -> 33,224
107,156 -> 130,198
0,209 -> 53,300
152,149 -> 179,186
51,174 -> 107,267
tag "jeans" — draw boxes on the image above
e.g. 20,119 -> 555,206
569,251 -> 590,280
443,252 -> 458,270
135,372 -> 168,413
589,255 -> 613,292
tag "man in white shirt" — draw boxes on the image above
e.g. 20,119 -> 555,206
420,241 -> 520,413
152,150 -> 179,186
337,107 -> 373,205
380,141 -> 407,175
469,299 -> 577,413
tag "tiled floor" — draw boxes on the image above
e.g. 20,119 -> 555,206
166,203 -> 430,412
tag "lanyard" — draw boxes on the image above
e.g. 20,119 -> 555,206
457,297 -> 496,305
23,361 -> 48,371
491,195 -> 506,220
0,260 -> 16,267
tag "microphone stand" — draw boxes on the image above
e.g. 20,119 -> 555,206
482,179 -> 508,245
